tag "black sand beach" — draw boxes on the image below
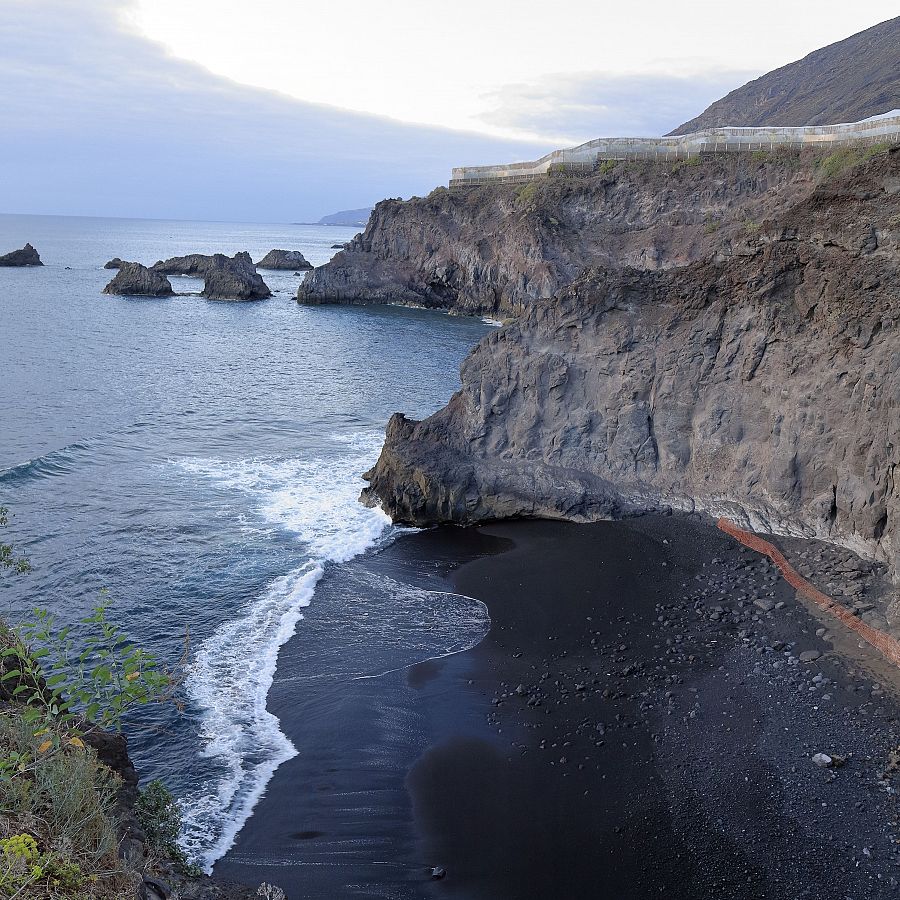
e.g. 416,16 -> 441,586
216,516 -> 900,899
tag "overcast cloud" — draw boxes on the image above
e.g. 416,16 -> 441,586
0,0 -> 551,222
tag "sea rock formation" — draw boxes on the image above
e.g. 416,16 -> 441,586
201,252 -> 271,301
0,242 -> 43,266
104,257 -> 124,269
149,252 -> 271,300
299,154 -> 838,316
256,248 -> 312,270
151,254 -> 216,277
103,262 -> 174,296
363,149 -> 900,596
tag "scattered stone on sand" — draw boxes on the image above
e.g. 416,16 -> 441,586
753,598 -> 776,612
0,243 -> 43,266
102,262 -> 174,297
811,752 -> 833,767
256,249 -> 313,270
798,650 -> 822,663
430,867 -> 446,880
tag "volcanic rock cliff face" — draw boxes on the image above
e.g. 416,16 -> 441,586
363,149 -> 900,591
299,154 -> 848,317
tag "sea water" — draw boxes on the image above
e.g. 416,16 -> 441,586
0,213 -> 490,868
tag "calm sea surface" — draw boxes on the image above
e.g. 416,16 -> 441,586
0,213 -> 491,866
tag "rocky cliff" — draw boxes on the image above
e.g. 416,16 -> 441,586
299,153 -> 846,317
363,148 -> 900,592
669,16 -> 900,135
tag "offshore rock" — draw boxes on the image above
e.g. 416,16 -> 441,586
103,262 -> 174,296
151,254 -> 216,277
299,154 -> 835,316
256,248 -> 312,270
363,150 -> 900,602
0,242 -> 43,266
201,252 -> 271,301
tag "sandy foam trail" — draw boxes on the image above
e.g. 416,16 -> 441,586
173,434 -> 390,870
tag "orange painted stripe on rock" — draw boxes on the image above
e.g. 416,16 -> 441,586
716,517 -> 900,668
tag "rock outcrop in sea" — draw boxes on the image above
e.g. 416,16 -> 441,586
0,242 -> 43,266
256,248 -> 312,270
104,257 -> 124,269
363,148 -> 900,609
150,252 -> 271,300
151,254 -> 216,277
103,262 -> 174,297
201,252 -> 271,301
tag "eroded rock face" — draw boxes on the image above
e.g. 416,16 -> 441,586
104,257 -> 124,269
299,154 -> 835,316
364,150 -> 900,589
151,254 -> 215,277
256,248 -> 312,270
103,262 -> 174,296
201,252 -> 271,301
0,243 -> 43,266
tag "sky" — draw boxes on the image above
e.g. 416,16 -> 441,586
1,1 -> 897,222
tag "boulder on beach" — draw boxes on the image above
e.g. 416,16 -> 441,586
201,252 -> 271,301
103,262 -> 174,297
0,243 -> 43,267
256,249 -> 313,270
104,257 -> 124,269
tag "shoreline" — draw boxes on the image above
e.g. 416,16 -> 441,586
215,515 -> 900,899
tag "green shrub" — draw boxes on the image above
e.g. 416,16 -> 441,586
0,715 -> 132,899
135,780 -> 201,875
515,181 -> 541,206
595,158 -> 618,176
672,155 -> 702,173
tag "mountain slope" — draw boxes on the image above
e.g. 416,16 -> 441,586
669,16 -> 900,134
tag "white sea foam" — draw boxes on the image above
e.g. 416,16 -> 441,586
172,433 -> 391,870
481,316 -> 504,327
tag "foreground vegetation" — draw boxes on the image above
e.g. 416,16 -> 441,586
0,508 -> 188,898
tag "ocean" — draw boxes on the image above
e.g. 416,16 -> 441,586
0,213 -> 491,869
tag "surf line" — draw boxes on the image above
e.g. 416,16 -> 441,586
716,517 -> 900,668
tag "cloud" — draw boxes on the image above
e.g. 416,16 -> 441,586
479,70 -> 760,144
0,0 -> 552,221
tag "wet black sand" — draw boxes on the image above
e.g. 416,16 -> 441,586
216,516 -> 900,899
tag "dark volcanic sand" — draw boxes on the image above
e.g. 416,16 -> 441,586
215,516 -> 900,900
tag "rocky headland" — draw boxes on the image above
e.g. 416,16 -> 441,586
104,257 -> 124,269
256,248 -> 312,270
360,147 -> 900,621
299,151 -> 857,316
103,262 -> 175,297
0,243 -> 43,266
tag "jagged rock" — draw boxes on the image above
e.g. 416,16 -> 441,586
0,242 -> 43,266
299,153 -> 842,316
104,257 -> 124,269
151,254 -> 215,277
103,262 -> 174,296
256,249 -> 312,270
362,150 -> 900,608
201,252 -> 270,301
